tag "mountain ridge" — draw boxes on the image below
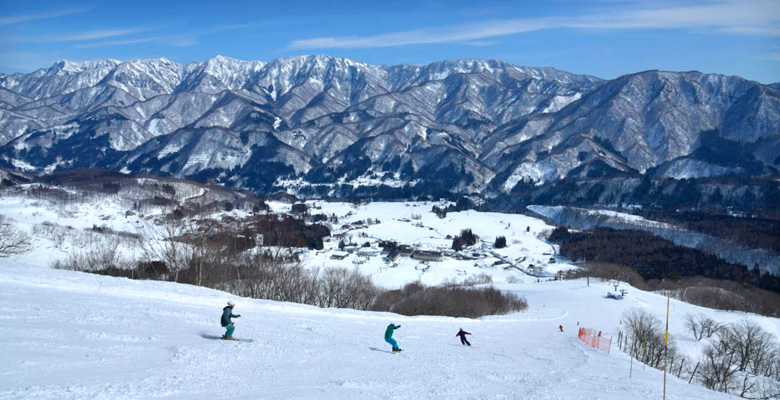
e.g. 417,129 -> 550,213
0,55 -> 778,213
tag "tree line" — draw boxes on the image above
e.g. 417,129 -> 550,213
620,307 -> 780,399
549,227 -> 780,294
637,208 -> 780,253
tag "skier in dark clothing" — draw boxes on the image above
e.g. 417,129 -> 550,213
221,300 -> 241,339
456,328 -> 471,346
385,323 -> 402,353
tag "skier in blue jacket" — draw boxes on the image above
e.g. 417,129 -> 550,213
221,300 -> 241,339
385,323 -> 402,353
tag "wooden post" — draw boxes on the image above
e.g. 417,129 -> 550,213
630,331 -> 635,379
688,361 -> 700,384
677,357 -> 684,377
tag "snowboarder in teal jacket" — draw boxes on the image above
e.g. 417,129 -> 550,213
385,323 -> 401,352
221,301 -> 241,339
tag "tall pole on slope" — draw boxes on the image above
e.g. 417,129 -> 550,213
663,292 -> 670,400
629,325 -> 635,379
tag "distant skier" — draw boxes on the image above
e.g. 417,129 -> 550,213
559,325 -> 563,332
456,328 -> 471,346
385,323 -> 402,353
221,300 -> 241,340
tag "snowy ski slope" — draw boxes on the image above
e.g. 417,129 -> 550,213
1,197 -> 777,399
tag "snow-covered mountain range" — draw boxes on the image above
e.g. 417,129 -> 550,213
1,56 -> 778,209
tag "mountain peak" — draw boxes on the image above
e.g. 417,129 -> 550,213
206,55 -> 249,65
48,59 -> 121,75
122,57 -> 177,67
210,54 -> 234,62
52,60 -> 82,73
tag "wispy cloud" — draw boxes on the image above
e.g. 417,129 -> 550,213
289,0 -> 780,49
28,27 -> 162,43
290,18 -> 554,49
464,41 -> 498,47
73,36 -> 163,49
567,0 -> 780,32
200,23 -> 256,35
73,23 -> 256,49
0,8 -> 87,26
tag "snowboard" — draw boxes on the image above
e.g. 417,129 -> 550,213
369,346 -> 403,354
201,334 -> 254,342
224,338 -> 254,342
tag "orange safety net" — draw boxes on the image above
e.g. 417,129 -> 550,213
578,327 -> 611,354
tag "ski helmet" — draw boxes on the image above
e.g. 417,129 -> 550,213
227,300 -> 235,306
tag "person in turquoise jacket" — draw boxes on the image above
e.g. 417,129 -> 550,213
385,323 -> 401,352
221,300 -> 241,339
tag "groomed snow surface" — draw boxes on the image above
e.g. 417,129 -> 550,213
1,199 -> 776,399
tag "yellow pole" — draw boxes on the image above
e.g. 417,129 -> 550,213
663,293 -> 670,400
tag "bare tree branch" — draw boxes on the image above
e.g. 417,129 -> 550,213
0,215 -> 32,257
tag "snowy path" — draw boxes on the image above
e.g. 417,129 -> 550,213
0,260 -> 739,400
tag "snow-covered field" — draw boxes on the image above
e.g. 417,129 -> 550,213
1,196 -> 778,399
0,195 -> 569,288
283,200 -> 569,288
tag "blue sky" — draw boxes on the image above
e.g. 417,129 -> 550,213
1,0 -> 778,83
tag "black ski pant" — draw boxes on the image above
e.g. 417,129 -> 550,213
460,337 -> 471,346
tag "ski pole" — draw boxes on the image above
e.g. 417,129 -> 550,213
447,336 -> 456,344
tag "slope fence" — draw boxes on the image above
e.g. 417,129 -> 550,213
578,327 -> 611,354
